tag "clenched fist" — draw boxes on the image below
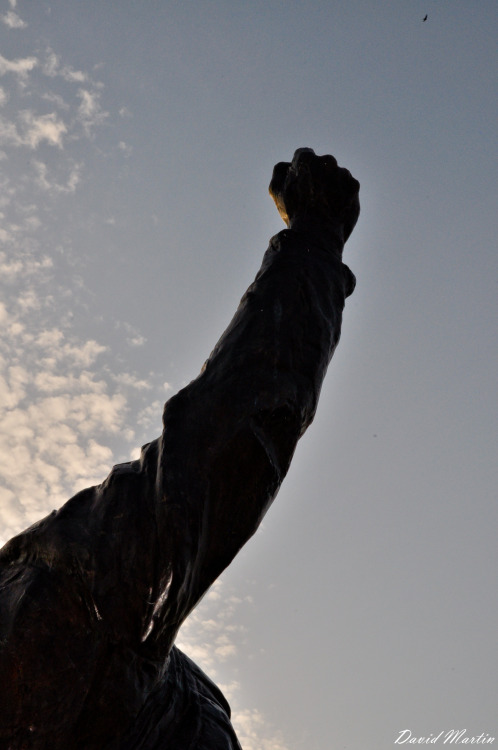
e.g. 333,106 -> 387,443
269,147 -> 360,243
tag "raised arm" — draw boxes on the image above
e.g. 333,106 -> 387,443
0,149 -> 360,748
154,148 -> 360,635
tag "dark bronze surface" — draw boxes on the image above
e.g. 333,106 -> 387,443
0,149 -> 360,749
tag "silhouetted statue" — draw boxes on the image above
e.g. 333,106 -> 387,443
0,148 -> 360,749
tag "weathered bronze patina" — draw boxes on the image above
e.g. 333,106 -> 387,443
0,148 -> 360,749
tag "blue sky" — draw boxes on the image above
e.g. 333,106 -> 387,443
0,2 -> 497,748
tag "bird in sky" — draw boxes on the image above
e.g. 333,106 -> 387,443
423,14 -> 428,21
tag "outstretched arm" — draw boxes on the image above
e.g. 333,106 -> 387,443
155,148 -> 360,636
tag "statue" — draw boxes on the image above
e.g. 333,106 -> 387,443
0,148 -> 360,749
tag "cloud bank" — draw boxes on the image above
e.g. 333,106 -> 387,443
0,22 -> 292,750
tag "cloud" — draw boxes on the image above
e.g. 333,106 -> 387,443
77,88 -> 108,136
119,322 -> 147,348
0,31 -> 149,541
0,171 -> 145,541
42,49 -> 60,78
127,333 -> 146,346
176,581 -> 249,674
33,160 -> 82,194
42,48 -> 87,83
0,234 -> 158,544
231,709 -> 290,750
0,114 -> 21,147
42,92 -> 70,111
61,66 -> 87,84
0,29 -> 292,750
0,45 -> 114,193
118,140 -> 133,158
1,10 -> 26,29
0,53 -> 37,80
0,110 -> 67,149
0,298 -> 132,540
0,251 -> 53,280
19,110 -> 67,148
176,580 -> 292,750
112,373 -> 152,391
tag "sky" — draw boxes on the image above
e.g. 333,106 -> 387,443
0,1 -> 497,748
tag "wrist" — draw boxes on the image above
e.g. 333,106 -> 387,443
288,214 -> 345,254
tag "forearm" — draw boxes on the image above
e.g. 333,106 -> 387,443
200,224 -> 354,427
157,224 -> 355,621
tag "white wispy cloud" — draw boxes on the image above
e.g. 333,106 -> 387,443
42,49 -> 60,78
0,47 -> 110,158
120,321 -> 147,347
0,114 -> 20,147
0,294 -> 132,540
0,28 -> 292,750
232,709 -> 290,750
176,581 -> 249,674
33,159 -> 82,194
177,580 -> 291,750
19,109 -> 67,148
127,333 -> 146,346
0,53 -> 37,80
118,140 -> 133,157
112,373 -> 152,391
77,88 -> 108,136
1,10 -> 26,29
0,38 -> 136,541
0,110 -> 67,149
41,91 -> 70,110
0,250 -> 53,279
61,66 -> 87,84
42,48 -> 87,83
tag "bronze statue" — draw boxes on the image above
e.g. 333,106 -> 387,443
0,148 -> 360,749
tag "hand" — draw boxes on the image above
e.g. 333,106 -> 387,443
269,148 -> 360,242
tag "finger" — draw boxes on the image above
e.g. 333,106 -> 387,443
319,154 -> 339,170
290,147 -> 316,172
341,167 -> 360,196
269,161 -> 290,201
